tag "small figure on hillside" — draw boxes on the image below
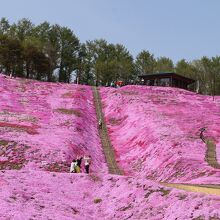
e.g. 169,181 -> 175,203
98,119 -> 102,129
70,159 -> 78,173
199,127 -> 206,143
76,155 -> 83,172
84,155 -> 91,174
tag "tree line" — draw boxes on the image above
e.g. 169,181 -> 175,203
0,18 -> 220,95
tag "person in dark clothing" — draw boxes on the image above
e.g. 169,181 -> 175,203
76,156 -> 83,168
84,155 -> 91,174
199,127 -> 206,143
98,119 -> 102,129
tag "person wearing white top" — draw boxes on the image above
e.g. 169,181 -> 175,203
70,160 -> 77,173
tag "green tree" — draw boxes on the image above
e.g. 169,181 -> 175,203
135,50 -> 156,75
75,43 -> 93,84
0,18 -> 10,35
175,59 -> 197,91
0,35 -> 22,75
210,56 -> 220,95
175,59 -> 195,77
112,44 -> 134,83
155,56 -> 174,73
85,39 -> 110,85
58,27 -> 79,83
34,22 -> 60,81
10,18 -> 34,41
22,37 -> 50,80
84,40 -> 134,85
191,57 -> 216,95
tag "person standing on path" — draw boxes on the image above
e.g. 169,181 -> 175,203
84,155 -> 91,174
70,159 -> 77,173
98,119 -> 102,129
76,156 -> 83,173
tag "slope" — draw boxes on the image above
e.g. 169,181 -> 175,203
100,85 -> 220,184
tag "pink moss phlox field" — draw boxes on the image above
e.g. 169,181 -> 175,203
0,74 -> 107,173
0,171 -> 220,220
1,74 -> 220,219
100,86 -> 220,184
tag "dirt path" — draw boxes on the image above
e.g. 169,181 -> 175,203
205,139 -> 220,168
161,182 -> 220,196
93,87 -> 122,175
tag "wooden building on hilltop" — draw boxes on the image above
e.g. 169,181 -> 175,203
138,72 -> 196,90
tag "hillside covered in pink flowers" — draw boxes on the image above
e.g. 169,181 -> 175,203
0,74 -> 107,174
101,86 -> 220,184
0,74 -> 220,219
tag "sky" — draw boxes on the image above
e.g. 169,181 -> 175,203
1,0 -> 220,63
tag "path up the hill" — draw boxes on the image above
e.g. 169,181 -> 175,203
93,87 -> 122,175
205,139 -> 220,169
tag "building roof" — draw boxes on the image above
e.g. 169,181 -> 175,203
138,72 -> 195,84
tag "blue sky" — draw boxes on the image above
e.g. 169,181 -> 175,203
1,0 -> 220,63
